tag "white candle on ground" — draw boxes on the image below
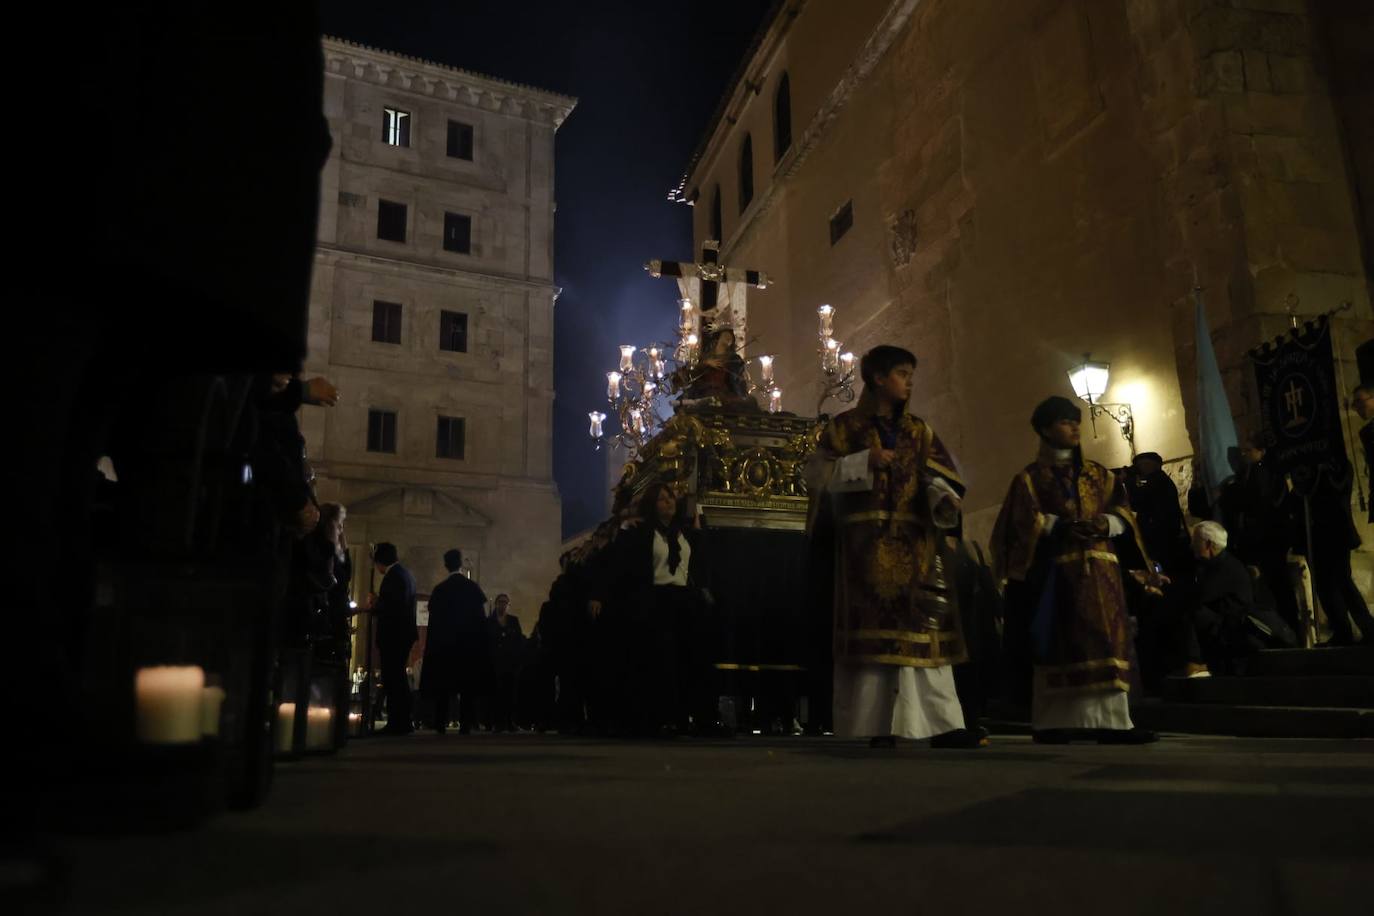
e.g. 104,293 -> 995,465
135,666 -> 205,745
276,703 -> 297,754
306,707 -> 334,750
200,686 -> 226,737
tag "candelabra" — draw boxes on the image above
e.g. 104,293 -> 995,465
589,299 -> 787,456
815,303 -> 857,413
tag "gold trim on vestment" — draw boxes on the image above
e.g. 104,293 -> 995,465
1037,677 -> 1133,695
839,510 -> 921,525
1038,657 -> 1131,674
927,459 -> 963,487
843,651 -> 969,668
849,628 -> 959,644
712,663 -> 807,672
1054,549 -> 1119,566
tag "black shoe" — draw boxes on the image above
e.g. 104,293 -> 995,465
1031,729 -> 1076,744
869,735 -> 898,749
1096,727 -> 1159,745
930,726 -> 989,749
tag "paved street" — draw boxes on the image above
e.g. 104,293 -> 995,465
51,733 -> 1372,915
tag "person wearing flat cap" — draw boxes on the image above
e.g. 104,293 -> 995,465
991,396 -> 1158,744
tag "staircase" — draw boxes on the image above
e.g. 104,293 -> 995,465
1131,646 -> 1374,739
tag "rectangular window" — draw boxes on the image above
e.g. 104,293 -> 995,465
377,199 -> 407,242
443,212 -> 472,254
447,120 -> 474,160
371,301 -> 402,344
367,409 -> 397,454
440,310 -> 468,353
436,416 -> 466,460
829,200 -> 854,246
383,107 -> 411,147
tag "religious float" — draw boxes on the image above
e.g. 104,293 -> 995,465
576,242 -> 862,732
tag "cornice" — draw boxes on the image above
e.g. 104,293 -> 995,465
315,244 -> 558,295
711,0 -> 925,259
322,36 -> 577,130
669,0 -> 798,203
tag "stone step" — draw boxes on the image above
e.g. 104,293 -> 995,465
1245,646 -> 1374,678
1161,675 -> 1374,708
1130,702 -> 1373,740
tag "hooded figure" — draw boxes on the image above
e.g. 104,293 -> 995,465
991,395 -> 1157,744
804,345 -> 984,748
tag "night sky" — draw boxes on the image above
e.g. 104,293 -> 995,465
318,1 -> 775,537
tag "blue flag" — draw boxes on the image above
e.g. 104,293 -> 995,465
1195,288 -> 1239,496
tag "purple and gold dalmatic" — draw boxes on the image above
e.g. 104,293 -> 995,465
992,457 -> 1138,695
811,399 -> 967,668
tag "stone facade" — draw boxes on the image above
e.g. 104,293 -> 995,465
679,0 -> 1372,583
303,38 -> 575,624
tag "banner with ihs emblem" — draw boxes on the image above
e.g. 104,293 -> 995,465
1249,315 -> 1347,492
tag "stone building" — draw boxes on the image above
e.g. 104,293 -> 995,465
302,38 -> 576,623
677,0 -> 1373,561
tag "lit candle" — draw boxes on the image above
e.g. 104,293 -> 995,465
201,685 -> 226,737
619,345 -> 637,372
643,380 -> 658,399
685,333 -> 699,362
646,346 -> 663,378
679,299 -> 695,332
817,304 -> 835,337
135,665 -> 205,745
305,707 -> 334,751
758,354 -> 775,385
839,351 -> 857,376
275,702 -> 297,754
823,338 -> 841,372
588,410 -> 606,439
606,371 -> 622,400
768,388 -> 783,414
629,407 -> 645,436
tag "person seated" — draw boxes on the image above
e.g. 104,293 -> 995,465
1188,522 -> 1295,674
586,483 -> 720,737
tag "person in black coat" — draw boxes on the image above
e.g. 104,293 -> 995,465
1125,452 -> 1188,577
1189,522 -> 1296,673
588,483 -> 717,737
1294,463 -> 1374,646
367,542 -> 417,735
1218,442 -> 1301,634
486,594 -> 524,732
421,549 -> 488,735
317,503 -> 354,663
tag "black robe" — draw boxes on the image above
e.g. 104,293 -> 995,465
421,573 -> 488,694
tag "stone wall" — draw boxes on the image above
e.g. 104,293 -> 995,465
303,39 -> 572,624
686,0 -> 1371,584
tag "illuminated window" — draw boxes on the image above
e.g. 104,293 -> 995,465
383,107 -> 411,147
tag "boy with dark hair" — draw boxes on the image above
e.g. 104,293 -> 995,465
991,396 -> 1157,743
806,345 -> 985,748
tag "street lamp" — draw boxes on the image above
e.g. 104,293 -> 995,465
1067,353 -> 1136,456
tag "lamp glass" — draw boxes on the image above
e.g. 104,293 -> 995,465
1068,360 -> 1111,402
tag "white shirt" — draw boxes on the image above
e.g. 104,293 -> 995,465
651,529 -> 692,586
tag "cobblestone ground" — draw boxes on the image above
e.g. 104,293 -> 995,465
48,733 -> 1373,915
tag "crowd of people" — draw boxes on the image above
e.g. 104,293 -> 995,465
267,341 -> 1373,748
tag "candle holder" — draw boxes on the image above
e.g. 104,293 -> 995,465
816,305 -> 858,412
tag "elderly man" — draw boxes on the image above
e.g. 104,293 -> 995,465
1189,522 -> 1295,673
